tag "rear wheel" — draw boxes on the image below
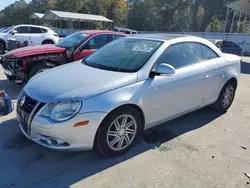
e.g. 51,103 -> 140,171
0,41 -> 6,54
96,106 -> 142,157
213,81 -> 237,113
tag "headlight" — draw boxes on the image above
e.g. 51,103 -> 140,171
41,101 -> 82,122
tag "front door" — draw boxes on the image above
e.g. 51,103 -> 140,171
12,26 -> 30,44
149,42 -> 207,125
73,34 -> 109,61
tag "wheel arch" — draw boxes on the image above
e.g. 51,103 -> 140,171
225,77 -> 238,88
41,39 -> 55,44
102,104 -> 145,131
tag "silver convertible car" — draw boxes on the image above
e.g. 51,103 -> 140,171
16,35 -> 241,157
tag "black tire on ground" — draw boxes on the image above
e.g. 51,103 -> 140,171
42,40 -> 54,45
0,41 -> 6,54
96,106 -> 142,157
29,63 -> 50,80
213,80 -> 237,113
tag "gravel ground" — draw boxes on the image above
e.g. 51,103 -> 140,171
0,58 -> 250,188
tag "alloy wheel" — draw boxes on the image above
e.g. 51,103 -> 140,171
221,85 -> 234,108
107,114 -> 137,151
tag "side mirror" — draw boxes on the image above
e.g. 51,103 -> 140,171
11,30 -> 17,35
153,63 -> 176,76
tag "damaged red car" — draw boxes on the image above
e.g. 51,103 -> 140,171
0,30 -> 127,84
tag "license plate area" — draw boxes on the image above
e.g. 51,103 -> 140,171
17,106 -> 29,133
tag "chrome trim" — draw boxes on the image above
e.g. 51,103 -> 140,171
17,90 -> 24,102
27,102 -> 41,136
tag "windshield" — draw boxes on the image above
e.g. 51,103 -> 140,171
84,38 -> 162,72
2,26 -> 14,33
55,32 -> 88,49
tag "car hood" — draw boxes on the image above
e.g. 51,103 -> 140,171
5,45 -> 65,58
24,61 -> 138,103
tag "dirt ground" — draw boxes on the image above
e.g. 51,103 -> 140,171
0,58 -> 250,188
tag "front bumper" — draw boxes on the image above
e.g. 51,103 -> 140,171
1,57 -> 26,82
18,112 -> 107,151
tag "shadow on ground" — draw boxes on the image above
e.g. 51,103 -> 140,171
241,61 -> 250,75
0,107 -> 223,187
0,79 -> 23,100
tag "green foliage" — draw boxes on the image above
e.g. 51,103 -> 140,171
0,0 -> 240,32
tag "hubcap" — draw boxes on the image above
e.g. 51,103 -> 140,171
221,85 -> 234,108
107,114 -> 137,151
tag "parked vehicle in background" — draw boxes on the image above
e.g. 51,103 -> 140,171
0,24 -> 60,54
0,30 -> 127,84
0,27 -> 8,32
17,35 -> 240,157
210,39 -> 243,56
113,27 -> 138,34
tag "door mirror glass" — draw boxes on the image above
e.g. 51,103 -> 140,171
154,63 -> 176,76
11,30 -> 17,35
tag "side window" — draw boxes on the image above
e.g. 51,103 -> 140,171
15,26 -> 29,34
41,28 -> 48,33
125,30 -> 131,34
85,34 -> 109,50
113,34 -> 125,40
157,42 -> 203,69
201,45 -> 219,60
30,27 -> 42,33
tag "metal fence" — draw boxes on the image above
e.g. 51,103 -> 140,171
53,28 -> 250,53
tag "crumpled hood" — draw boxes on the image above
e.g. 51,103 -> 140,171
4,44 -> 65,58
24,61 -> 138,103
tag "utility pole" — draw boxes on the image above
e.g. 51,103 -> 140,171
126,0 -> 129,28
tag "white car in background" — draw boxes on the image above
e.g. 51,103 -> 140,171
0,24 -> 59,54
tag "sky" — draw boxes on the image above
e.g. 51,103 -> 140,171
1,0 -> 31,11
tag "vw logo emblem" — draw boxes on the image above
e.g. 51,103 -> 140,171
19,95 -> 26,106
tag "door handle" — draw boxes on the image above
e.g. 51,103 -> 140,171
202,74 -> 209,78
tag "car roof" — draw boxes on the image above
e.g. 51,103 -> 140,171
113,27 -> 137,32
127,34 -> 191,41
11,24 -> 52,30
80,30 -> 128,36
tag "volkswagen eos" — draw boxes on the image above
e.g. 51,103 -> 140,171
16,35 -> 241,157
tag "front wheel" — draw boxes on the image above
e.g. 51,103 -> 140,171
96,107 -> 142,157
29,63 -> 50,80
213,81 -> 237,113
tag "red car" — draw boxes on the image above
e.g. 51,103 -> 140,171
0,30 -> 127,83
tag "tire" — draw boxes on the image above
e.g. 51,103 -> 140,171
96,106 -> 142,157
213,81 -> 237,113
0,41 -> 6,54
42,40 -> 54,45
29,63 -> 50,80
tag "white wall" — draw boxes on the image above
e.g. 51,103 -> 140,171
139,31 -> 250,53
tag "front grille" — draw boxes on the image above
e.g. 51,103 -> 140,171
2,58 -> 23,72
17,93 -> 45,135
20,95 -> 37,114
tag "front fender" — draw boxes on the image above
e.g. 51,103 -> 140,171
79,80 -> 151,127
